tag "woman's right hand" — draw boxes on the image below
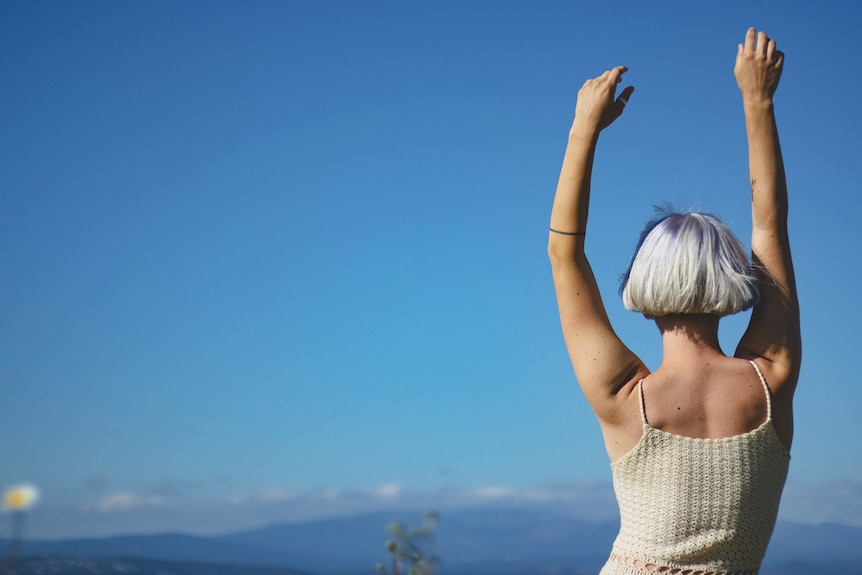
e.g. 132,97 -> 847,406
734,28 -> 783,103
571,66 -> 634,138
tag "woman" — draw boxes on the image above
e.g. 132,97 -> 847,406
548,28 -> 800,574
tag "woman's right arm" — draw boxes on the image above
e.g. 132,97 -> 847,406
549,67 -> 647,420
734,28 -> 801,393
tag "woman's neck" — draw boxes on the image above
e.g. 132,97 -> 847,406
654,314 -> 725,367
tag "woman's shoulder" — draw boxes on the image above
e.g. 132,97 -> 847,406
732,351 -> 799,397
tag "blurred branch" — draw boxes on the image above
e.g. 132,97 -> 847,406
376,510 -> 439,575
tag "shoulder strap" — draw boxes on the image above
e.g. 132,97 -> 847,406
748,360 -> 772,420
637,380 -> 648,424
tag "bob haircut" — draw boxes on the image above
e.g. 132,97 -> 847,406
620,209 -> 759,318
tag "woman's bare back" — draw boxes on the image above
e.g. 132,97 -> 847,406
641,357 -> 769,439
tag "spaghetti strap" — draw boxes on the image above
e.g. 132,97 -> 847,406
637,380 -> 648,425
748,360 -> 772,420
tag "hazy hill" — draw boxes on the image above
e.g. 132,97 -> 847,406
3,508 -> 861,574
10,556 -> 313,575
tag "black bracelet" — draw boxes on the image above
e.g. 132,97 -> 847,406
549,227 -> 586,236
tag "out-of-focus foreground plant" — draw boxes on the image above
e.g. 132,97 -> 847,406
3,483 -> 40,575
376,510 -> 438,575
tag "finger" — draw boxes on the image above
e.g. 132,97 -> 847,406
757,31 -> 768,55
766,38 -> 777,61
744,27 -> 756,54
774,50 -> 785,70
608,66 -> 628,85
617,85 -> 635,107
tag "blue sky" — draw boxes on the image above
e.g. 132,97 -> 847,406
2,1 -> 861,538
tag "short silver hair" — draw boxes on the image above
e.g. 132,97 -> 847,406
620,210 -> 759,318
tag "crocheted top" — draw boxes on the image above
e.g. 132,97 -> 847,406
599,361 -> 790,575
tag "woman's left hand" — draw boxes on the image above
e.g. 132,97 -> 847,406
572,66 -> 634,137
734,28 -> 783,104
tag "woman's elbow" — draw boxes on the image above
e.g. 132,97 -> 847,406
547,239 -> 581,266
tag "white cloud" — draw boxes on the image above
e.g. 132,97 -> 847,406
473,485 -> 515,498
318,488 -> 341,501
779,480 -> 862,526
375,483 -> 403,499
96,492 -> 170,512
256,488 -> 299,503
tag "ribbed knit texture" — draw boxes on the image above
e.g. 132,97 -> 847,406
599,361 -> 790,575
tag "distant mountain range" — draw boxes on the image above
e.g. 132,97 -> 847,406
3,508 -> 861,575
10,556 -> 313,575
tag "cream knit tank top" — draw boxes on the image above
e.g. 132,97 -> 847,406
599,361 -> 790,575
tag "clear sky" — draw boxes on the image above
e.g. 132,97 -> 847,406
2,1 -> 861,539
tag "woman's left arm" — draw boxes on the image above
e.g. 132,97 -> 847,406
549,67 -> 647,421
733,29 -> 801,395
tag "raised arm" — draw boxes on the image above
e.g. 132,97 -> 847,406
548,67 -> 646,420
734,28 -> 801,393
